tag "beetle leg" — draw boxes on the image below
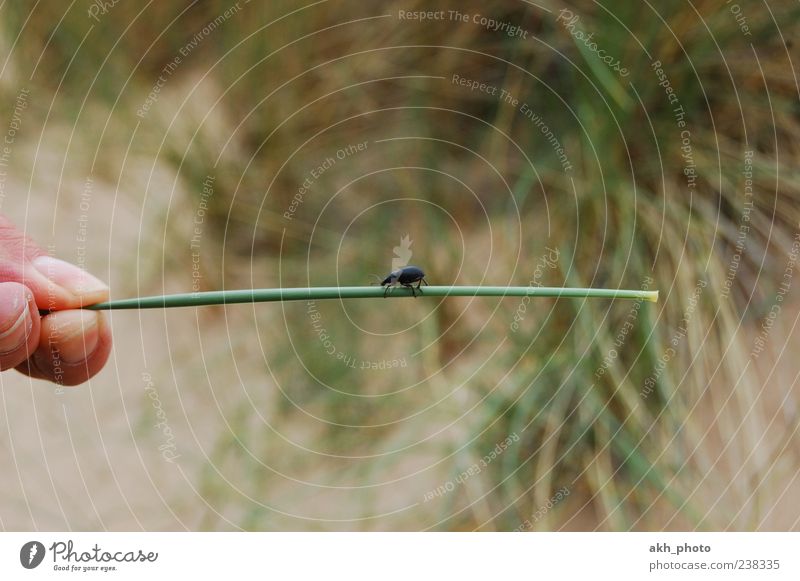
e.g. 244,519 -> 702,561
401,283 -> 416,297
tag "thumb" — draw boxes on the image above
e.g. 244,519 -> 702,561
0,216 -> 109,310
27,255 -> 110,310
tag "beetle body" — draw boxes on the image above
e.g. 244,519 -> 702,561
381,265 -> 428,297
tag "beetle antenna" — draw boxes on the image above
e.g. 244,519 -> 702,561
368,273 -> 382,285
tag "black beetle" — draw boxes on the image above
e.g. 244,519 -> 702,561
381,265 -> 428,297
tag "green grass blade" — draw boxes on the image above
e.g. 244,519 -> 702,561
82,286 -> 659,311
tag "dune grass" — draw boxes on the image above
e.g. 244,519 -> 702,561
81,286 -> 659,310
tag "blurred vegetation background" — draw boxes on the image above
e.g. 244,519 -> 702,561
1,0 -> 799,530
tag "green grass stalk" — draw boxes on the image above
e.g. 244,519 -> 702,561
81,286 -> 659,311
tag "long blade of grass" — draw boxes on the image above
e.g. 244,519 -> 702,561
76,286 -> 659,311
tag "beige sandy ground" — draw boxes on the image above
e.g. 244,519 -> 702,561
0,140 -> 445,530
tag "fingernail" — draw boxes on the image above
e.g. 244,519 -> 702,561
32,256 -> 109,303
49,311 -> 100,364
0,300 -> 33,355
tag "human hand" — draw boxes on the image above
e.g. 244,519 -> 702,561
0,215 -> 112,385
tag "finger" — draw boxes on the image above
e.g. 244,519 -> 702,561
26,256 -> 110,311
0,282 -> 40,370
16,310 -> 112,386
0,215 -> 109,310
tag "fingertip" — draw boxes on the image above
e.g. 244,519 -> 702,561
27,256 -> 109,310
